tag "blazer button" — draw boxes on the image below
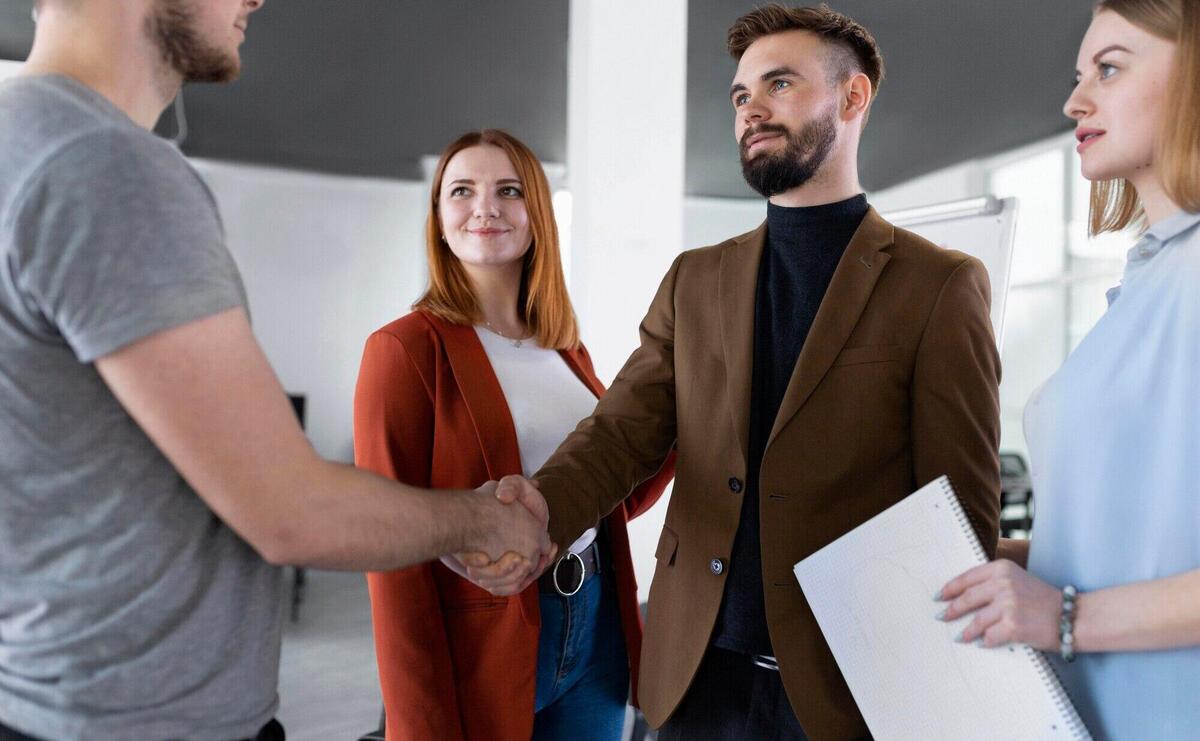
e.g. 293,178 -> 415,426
710,558 -> 726,576
728,477 -> 743,493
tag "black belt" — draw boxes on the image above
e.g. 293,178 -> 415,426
538,540 -> 601,596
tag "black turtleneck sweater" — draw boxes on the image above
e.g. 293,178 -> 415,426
712,193 -> 869,656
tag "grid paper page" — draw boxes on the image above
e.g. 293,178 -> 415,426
794,477 -> 1090,741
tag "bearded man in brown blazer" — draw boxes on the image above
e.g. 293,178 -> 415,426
462,4 -> 1001,740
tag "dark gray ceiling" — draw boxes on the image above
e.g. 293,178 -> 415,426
1,1 -> 1094,195
0,0 -> 570,180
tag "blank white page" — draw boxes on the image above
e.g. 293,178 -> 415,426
794,476 -> 1091,741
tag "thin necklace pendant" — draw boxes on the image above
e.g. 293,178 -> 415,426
484,320 -> 529,348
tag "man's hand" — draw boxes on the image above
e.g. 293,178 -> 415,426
446,476 -> 559,595
493,474 -> 548,521
455,480 -> 553,595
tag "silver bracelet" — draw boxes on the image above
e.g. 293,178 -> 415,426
1059,584 -> 1079,663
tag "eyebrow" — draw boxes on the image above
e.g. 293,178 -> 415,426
729,66 -> 802,98
446,178 -> 522,186
1093,44 -> 1132,63
1075,44 -> 1133,76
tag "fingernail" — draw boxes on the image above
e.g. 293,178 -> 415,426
933,589 -> 943,601
935,609 -> 948,621
955,630 -> 967,643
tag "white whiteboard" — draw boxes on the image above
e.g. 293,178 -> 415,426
883,196 -> 1018,351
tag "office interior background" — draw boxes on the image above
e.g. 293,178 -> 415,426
1,0 -> 1129,737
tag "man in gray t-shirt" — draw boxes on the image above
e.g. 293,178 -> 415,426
0,74 -> 284,740
0,2 -> 554,740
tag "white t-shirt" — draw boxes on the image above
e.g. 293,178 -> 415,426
475,327 -> 599,554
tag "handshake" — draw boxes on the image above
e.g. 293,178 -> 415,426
446,475 -> 559,596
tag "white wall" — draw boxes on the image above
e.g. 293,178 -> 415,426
870,159 -> 986,212
0,59 -> 24,82
192,159 -> 427,462
684,196 -> 763,248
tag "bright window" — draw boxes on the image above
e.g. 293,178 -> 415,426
984,135 -> 1134,456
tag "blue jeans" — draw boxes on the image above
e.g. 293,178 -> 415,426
533,570 -> 629,741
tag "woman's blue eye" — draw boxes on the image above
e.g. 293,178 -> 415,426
501,186 -> 523,197
1099,62 -> 1117,79
450,186 -> 469,197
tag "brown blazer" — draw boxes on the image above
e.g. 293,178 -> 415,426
535,207 -> 1002,740
353,312 -> 675,741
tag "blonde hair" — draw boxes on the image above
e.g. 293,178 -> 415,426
1089,0 -> 1200,234
414,130 -> 579,350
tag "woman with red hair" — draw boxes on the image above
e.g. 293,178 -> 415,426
353,129 -> 673,741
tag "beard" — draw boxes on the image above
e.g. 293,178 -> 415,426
147,0 -> 239,83
739,105 -> 838,198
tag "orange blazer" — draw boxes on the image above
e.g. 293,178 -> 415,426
353,310 -> 675,741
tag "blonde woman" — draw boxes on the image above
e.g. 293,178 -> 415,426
939,1 -> 1200,737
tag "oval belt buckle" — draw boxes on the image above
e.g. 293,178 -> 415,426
551,551 -> 585,597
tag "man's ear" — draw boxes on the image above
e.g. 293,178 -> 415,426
842,72 -> 873,123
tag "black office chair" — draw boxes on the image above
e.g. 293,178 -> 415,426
357,708 -> 385,741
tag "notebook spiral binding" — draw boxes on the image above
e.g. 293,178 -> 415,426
938,475 -> 1093,740
1025,649 -> 1093,738
936,476 -> 987,565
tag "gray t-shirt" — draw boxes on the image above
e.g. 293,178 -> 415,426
0,75 -> 283,741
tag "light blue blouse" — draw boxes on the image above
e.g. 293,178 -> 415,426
1026,209 -> 1200,740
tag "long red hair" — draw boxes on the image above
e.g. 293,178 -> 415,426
414,130 -> 579,350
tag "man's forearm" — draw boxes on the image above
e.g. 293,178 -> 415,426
91,308 -> 537,573
912,257 -> 1002,556
536,430 -> 674,549
536,256 -> 684,549
259,458 -> 479,571
995,537 -> 1030,567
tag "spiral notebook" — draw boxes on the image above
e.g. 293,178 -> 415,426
794,476 -> 1091,740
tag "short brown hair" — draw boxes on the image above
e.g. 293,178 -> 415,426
1088,0 -> 1200,234
414,130 -> 579,350
727,3 -> 885,98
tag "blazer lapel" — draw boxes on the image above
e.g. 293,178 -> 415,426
766,207 -> 894,449
719,222 -> 767,467
560,348 -> 605,401
435,319 -> 524,480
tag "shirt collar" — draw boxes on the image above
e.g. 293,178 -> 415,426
1108,210 -> 1200,306
1143,209 -> 1200,245
1126,210 -> 1199,262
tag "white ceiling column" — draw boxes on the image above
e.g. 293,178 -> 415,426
566,0 -> 688,382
